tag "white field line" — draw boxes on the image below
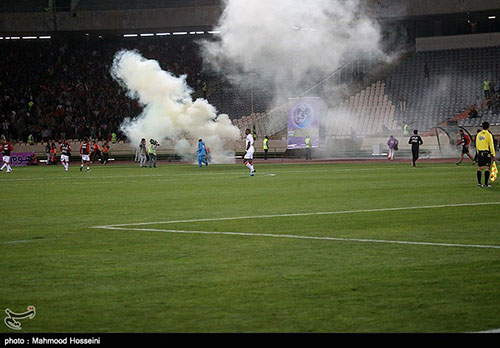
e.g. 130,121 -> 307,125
0,165 -> 453,182
475,328 -> 500,333
92,201 -> 500,250
94,226 -> 500,249
96,201 -> 500,228
2,240 -> 31,245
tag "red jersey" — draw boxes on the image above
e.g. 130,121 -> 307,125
60,142 -> 71,156
460,133 -> 470,147
1,142 -> 13,156
80,142 -> 90,155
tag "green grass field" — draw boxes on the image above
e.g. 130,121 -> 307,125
1,160 -> 499,333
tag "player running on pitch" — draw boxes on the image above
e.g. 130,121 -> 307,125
408,130 -> 423,167
0,137 -> 13,173
244,128 -> 256,176
456,129 -> 475,165
60,140 -> 71,172
80,137 -> 91,172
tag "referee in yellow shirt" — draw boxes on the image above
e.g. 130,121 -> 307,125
476,122 -> 497,187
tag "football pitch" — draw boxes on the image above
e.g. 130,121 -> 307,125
1,160 -> 499,333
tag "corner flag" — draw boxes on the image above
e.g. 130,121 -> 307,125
491,162 -> 498,183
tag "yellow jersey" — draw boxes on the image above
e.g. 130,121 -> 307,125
476,130 -> 496,157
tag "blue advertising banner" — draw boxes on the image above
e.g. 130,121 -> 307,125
287,97 -> 325,149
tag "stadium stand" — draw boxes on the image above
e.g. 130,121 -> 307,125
0,37 -> 204,143
74,0 -> 219,11
386,46 -> 500,131
2,32 -> 499,147
322,45 -> 500,138
0,0 -> 48,13
325,81 -> 398,138
207,78 -> 275,120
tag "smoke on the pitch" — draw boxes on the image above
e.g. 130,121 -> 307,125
110,50 -> 240,163
197,0 -> 406,151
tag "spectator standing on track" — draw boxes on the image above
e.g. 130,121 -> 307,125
91,141 -> 101,164
387,135 -> 399,161
139,138 -> 148,168
50,142 -> 57,165
45,142 -> 51,165
101,141 -> 110,165
408,130 -> 423,167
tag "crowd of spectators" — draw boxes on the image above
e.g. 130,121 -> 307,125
0,35 -> 206,143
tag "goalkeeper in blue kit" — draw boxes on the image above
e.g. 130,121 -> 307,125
197,139 -> 208,167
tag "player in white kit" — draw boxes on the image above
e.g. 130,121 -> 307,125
60,140 -> 71,172
244,128 -> 255,176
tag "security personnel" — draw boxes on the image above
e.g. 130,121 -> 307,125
148,139 -> 159,168
305,135 -> 312,160
483,79 -> 491,99
476,121 -> 497,187
403,123 -> 409,136
408,130 -> 423,167
27,134 -> 34,145
263,136 -> 269,160
111,132 -> 117,144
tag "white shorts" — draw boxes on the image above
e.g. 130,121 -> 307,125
244,148 -> 254,160
81,154 -> 90,162
61,154 -> 69,163
2,156 -> 10,164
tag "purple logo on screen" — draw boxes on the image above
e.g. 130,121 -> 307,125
291,103 -> 313,129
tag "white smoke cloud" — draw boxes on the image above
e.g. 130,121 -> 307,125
200,0 -> 386,93
110,50 -> 240,163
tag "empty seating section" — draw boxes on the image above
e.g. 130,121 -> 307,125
385,46 -> 500,132
325,81 -> 397,137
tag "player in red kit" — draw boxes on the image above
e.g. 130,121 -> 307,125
80,137 -> 91,172
1,138 -> 14,173
60,140 -> 72,172
456,129 -> 475,165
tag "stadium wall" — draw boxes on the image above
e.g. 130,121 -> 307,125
14,135 -> 478,160
0,6 -> 220,33
416,32 -> 500,51
374,0 -> 500,18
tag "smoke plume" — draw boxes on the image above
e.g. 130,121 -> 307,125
110,50 -> 240,163
200,0 -> 386,95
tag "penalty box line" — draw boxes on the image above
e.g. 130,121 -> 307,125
95,226 -> 500,250
96,201 -> 500,227
92,201 -> 500,250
